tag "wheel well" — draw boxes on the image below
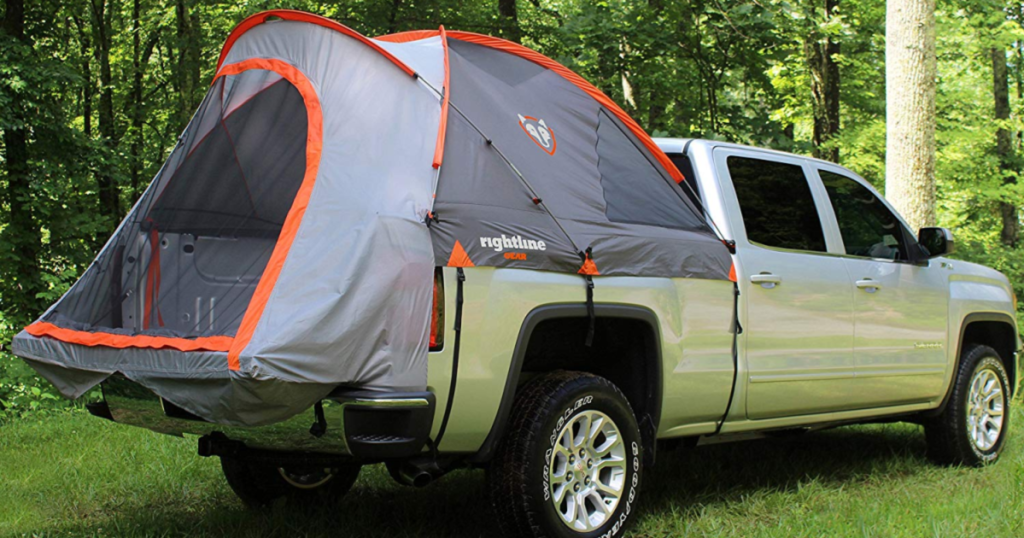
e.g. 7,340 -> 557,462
961,319 -> 1018,393
468,304 -> 663,466
520,315 -> 662,460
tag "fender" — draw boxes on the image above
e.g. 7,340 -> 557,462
469,304 -> 663,464
925,311 -> 1020,418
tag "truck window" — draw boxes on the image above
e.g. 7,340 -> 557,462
819,170 -> 911,261
728,156 -> 827,252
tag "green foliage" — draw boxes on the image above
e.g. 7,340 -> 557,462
0,322 -> 65,421
0,0 -> 1022,419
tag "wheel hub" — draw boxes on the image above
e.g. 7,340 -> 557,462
548,410 -> 627,533
278,467 -> 335,490
966,367 -> 1005,452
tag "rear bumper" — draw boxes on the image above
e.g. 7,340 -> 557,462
99,375 -> 435,459
334,391 -> 435,458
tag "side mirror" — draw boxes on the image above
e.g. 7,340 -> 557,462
918,227 -> 954,258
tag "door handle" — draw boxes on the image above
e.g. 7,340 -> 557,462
856,279 -> 882,292
750,273 -> 781,289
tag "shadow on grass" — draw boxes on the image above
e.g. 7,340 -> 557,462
53,424 -> 930,537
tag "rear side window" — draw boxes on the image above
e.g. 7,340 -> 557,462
728,156 -> 827,253
820,170 -> 911,261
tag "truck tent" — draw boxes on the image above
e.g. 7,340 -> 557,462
12,10 -> 732,426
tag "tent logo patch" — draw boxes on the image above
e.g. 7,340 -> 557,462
518,114 -> 557,155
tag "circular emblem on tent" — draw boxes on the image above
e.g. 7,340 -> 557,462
518,114 -> 557,155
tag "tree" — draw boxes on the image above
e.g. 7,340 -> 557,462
91,0 -> 122,230
174,0 -> 202,131
806,0 -> 842,163
993,44 -> 1018,246
498,0 -> 520,43
1,0 -> 43,322
885,0 -> 937,232
129,0 -> 160,199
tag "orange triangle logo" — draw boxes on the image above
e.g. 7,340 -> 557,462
728,262 -> 737,283
578,257 -> 599,276
447,240 -> 475,267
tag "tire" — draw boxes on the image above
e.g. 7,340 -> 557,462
487,371 -> 643,538
925,344 -> 1011,466
220,457 -> 361,508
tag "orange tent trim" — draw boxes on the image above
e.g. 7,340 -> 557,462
432,26 -> 451,169
25,322 -> 233,353
447,240 -> 475,267
578,258 -> 600,276
216,10 -> 416,77
143,226 -> 164,329
219,59 -> 324,371
375,30 -> 440,43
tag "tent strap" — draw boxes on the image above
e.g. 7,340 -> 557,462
432,267 -> 465,453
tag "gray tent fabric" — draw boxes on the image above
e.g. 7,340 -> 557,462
11,11 -> 732,427
429,39 -> 731,277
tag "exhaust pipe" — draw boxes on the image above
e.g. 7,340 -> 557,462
386,456 -> 462,488
388,460 -> 434,487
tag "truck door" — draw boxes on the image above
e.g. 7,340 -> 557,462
813,167 -> 949,407
715,149 -> 861,420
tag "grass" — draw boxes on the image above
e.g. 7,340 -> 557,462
2,407 -> 1023,538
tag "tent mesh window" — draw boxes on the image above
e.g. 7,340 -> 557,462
596,111 -> 704,230
43,69 -> 308,339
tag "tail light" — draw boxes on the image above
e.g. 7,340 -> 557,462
430,268 -> 445,351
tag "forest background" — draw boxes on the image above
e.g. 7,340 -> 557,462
0,0 -> 1021,417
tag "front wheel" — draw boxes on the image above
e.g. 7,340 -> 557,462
487,371 -> 643,538
925,344 -> 1011,466
220,457 -> 361,507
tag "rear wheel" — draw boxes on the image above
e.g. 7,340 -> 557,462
220,457 -> 361,507
487,371 -> 643,538
925,344 -> 1011,466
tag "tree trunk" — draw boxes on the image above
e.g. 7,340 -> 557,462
2,0 -> 43,320
885,0 -> 937,232
91,0 -> 121,229
993,47 -> 1019,247
644,0 -> 666,131
131,0 -> 142,199
73,15 -> 93,139
1017,7 -> 1023,153
648,101 -> 666,133
175,0 -> 202,131
129,0 -> 158,201
784,122 -> 796,142
498,0 -> 520,44
806,0 -> 841,163
387,0 -> 403,33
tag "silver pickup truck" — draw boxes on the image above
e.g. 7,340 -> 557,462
89,138 -> 1019,538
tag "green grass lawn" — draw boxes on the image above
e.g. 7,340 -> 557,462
2,407 -> 1022,538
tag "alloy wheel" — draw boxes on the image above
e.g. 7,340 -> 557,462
966,367 -> 1005,452
547,410 -> 628,532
